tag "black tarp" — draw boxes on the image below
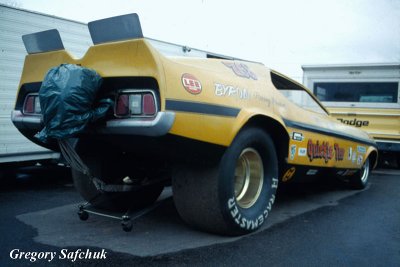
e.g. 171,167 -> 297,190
35,64 -> 113,143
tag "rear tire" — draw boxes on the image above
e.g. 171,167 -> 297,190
349,157 -> 370,189
71,155 -> 163,211
172,128 -> 279,236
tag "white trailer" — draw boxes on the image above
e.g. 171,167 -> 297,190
0,4 -> 238,166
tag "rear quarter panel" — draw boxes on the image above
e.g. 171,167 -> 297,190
160,57 -> 284,146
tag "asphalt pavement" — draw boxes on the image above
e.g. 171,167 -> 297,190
0,165 -> 399,266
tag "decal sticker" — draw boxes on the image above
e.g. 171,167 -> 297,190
337,118 -> 369,127
214,83 -> 250,99
273,99 -> 286,108
222,61 -> 258,80
306,169 -> 318,175
292,132 -> 304,142
357,145 -> 366,154
307,139 -> 333,163
352,152 -> 357,163
298,147 -> 307,156
307,140 -> 344,163
290,145 -> 296,160
282,167 -> 296,182
357,154 -> 363,165
334,143 -> 345,161
253,92 -> 271,106
181,73 -> 202,95
348,147 -> 353,160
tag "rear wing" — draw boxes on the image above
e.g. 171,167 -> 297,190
22,14 -> 143,55
21,13 -> 251,61
88,13 -> 143,45
22,29 -> 64,54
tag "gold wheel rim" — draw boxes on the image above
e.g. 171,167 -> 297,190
234,148 -> 264,209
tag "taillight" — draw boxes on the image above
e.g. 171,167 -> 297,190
116,94 -> 129,116
115,91 -> 157,117
23,94 -> 40,114
143,93 -> 156,115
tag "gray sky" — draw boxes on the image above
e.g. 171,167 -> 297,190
2,0 -> 399,81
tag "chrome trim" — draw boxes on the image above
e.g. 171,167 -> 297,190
323,102 -> 400,109
11,110 -> 42,129
99,111 -> 175,136
331,111 -> 400,117
0,151 -> 60,164
375,139 -> 400,144
11,109 -> 175,137
368,133 -> 400,137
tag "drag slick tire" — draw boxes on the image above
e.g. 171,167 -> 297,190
71,155 -> 163,211
349,157 -> 370,190
172,128 -> 279,236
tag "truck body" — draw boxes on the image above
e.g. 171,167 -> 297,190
302,63 -> 400,165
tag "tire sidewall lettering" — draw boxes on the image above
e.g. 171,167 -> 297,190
227,188 -> 276,231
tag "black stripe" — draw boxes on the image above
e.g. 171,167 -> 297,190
283,119 -> 377,147
166,99 -> 240,117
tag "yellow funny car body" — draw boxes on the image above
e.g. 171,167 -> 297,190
12,14 -> 377,235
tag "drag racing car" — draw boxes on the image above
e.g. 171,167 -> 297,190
12,14 -> 378,236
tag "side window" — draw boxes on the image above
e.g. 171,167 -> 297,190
271,72 -> 328,115
314,82 -> 399,103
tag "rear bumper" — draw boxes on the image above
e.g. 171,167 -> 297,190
11,110 -> 42,130
11,110 -> 175,137
98,111 -> 175,136
0,151 -> 60,164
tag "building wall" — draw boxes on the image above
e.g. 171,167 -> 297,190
0,4 -> 91,162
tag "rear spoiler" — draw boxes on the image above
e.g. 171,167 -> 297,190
20,13 -> 248,62
88,13 -> 143,45
22,13 -> 143,54
22,29 -> 64,54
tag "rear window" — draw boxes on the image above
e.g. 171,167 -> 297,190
314,82 -> 399,103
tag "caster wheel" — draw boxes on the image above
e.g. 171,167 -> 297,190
78,210 -> 89,221
121,217 -> 133,232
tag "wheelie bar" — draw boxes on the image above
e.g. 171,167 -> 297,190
77,198 -> 168,232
